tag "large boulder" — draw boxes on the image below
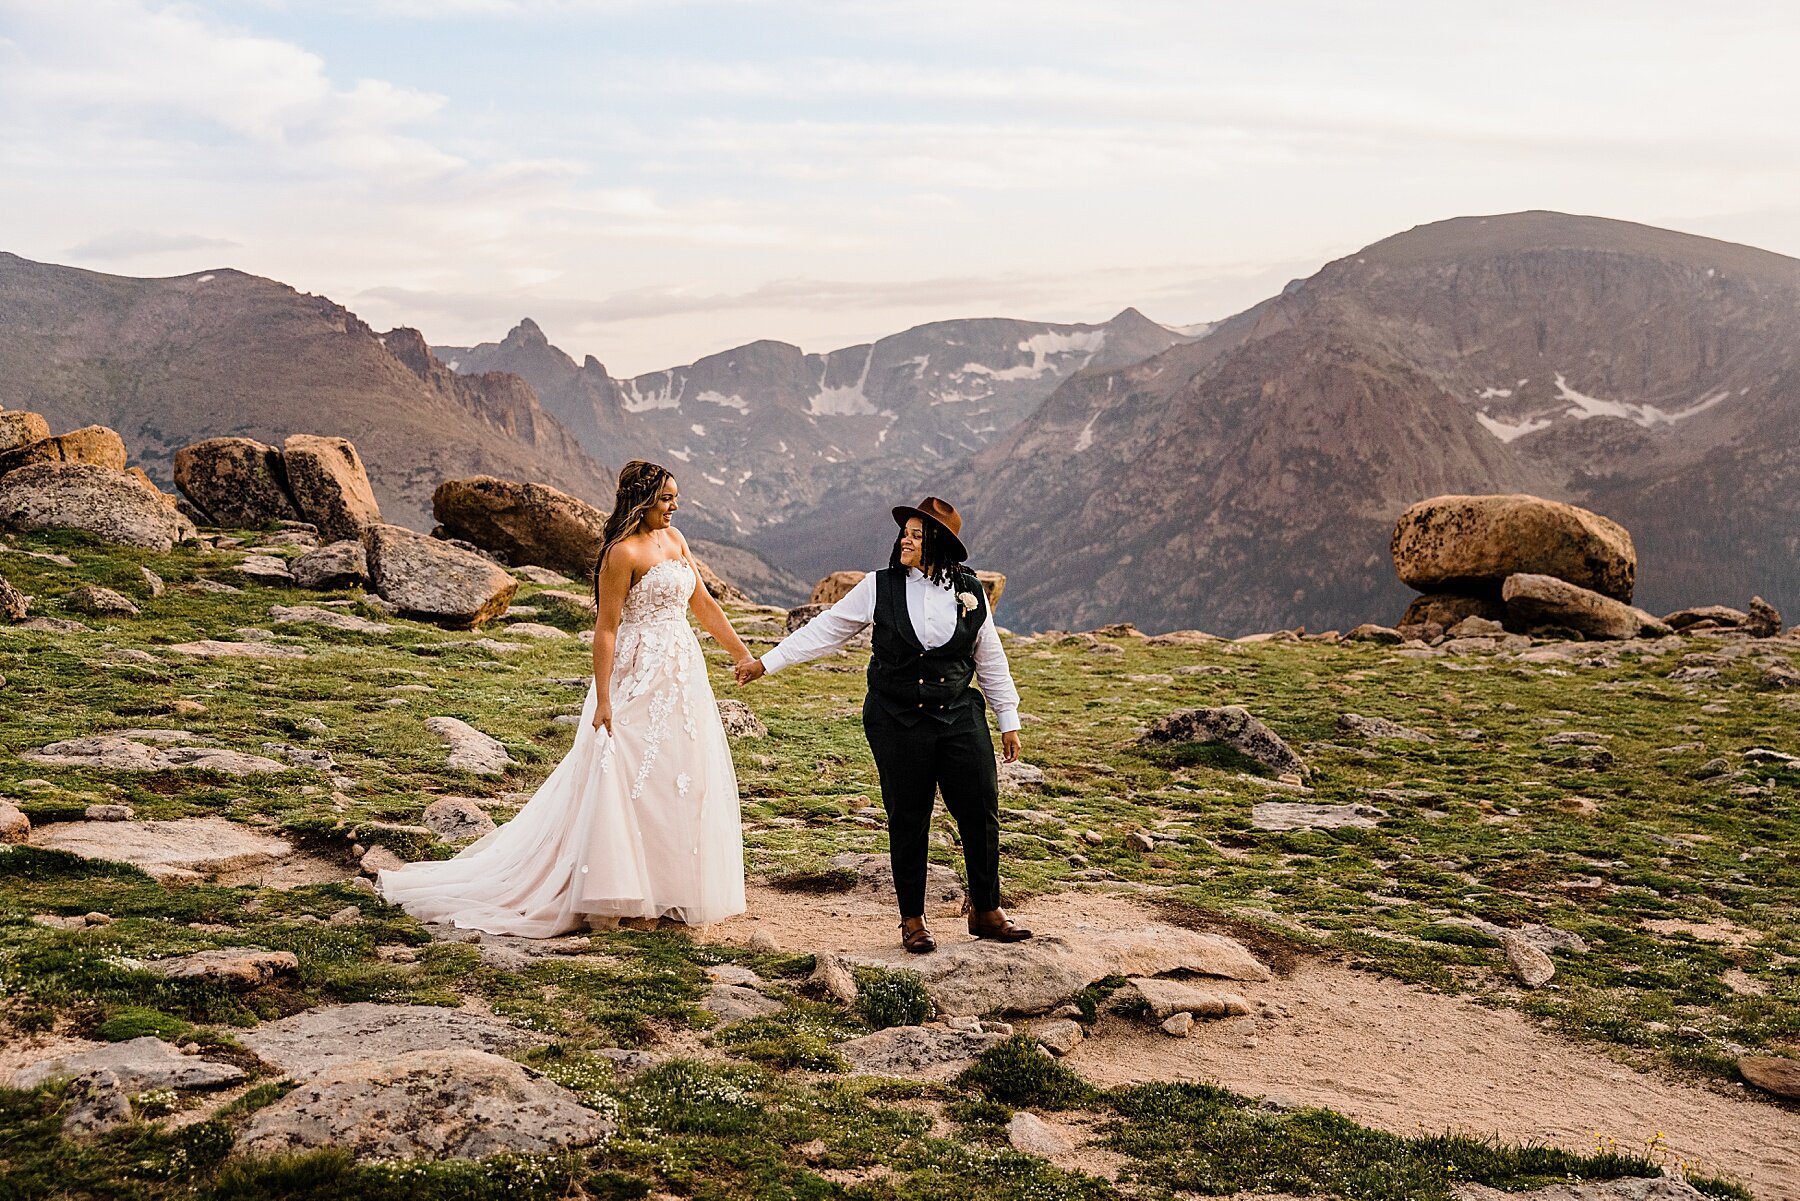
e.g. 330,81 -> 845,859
364,523 -> 516,627
0,426 -> 127,478
432,475 -> 606,580
975,570 -> 1006,610
234,1048 -> 611,1161
1399,593 -> 1506,632
1502,573 -> 1672,641
810,571 -> 866,605
0,463 -> 195,550
1392,494 -> 1636,602
282,435 -> 381,541
173,437 -> 301,527
0,411 -> 52,452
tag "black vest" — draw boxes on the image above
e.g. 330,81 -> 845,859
865,567 -> 989,727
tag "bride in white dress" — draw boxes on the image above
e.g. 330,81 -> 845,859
378,460 -> 755,937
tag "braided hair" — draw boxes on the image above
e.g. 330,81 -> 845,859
888,516 -> 972,592
592,459 -> 673,605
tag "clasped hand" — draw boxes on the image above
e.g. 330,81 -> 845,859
733,656 -> 765,685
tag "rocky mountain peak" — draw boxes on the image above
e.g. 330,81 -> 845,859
503,318 -> 548,347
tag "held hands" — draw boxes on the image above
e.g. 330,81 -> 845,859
1000,730 -> 1022,763
734,656 -> 766,685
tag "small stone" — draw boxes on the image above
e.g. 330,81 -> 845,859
717,698 -> 769,738
1031,1018 -> 1084,1056
1007,1110 -> 1074,1157
703,983 -> 783,1022
501,621 -> 569,640
1738,1054 -> 1800,1099
0,801 -> 29,844
82,804 -> 133,821
425,716 -> 514,775
421,797 -> 497,842
1502,933 -> 1556,988
706,964 -> 764,987
146,948 -> 300,988
60,1070 -> 133,1139
1336,712 -> 1433,742
360,846 -> 406,876
327,905 -> 363,927
1161,1012 -> 1194,1037
810,952 -> 860,1004
746,929 -> 780,952
65,585 -> 139,617
140,566 -> 164,597
798,1137 -> 828,1162
1126,830 -> 1156,852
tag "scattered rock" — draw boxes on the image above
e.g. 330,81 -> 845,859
59,1069 -> 133,1139
810,952 -> 861,1004
1662,605 -> 1748,631
165,639 -> 308,659
1346,623 -> 1404,644
0,462 -> 195,551
1129,977 -> 1251,1020
281,435 -> 382,541
290,540 -> 369,589
0,569 -> 28,621
1030,1018 -> 1083,1056
186,577 -> 242,594
1336,713 -> 1434,742
745,929 -> 780,953
365,523 -> 517,628
1007,1111 -> 1074,1157
831,852 -> 965,907
432,476 -> 610,580
1126,830 -> 1156,852
717,698 -> 768,738
270,604 -> 393,634
1745,596 -> 1784,639
838,1025 -> 1005,1075
1250,801 -> 1385,831
1737,1054 -> 1800,1100
22,735 -> 289,775
1135,706 -> 1306,778
845,921 -> 1268,1016
1161,1011 -> 1194,1037
503,621 -> 569,640
1501,934 -> 1556,988
360,846 -> 406,876
1447,615 -> 1507,637
1392,494 -> 1636,601
83,803 -> 133,821
1503,574 -> 1671,641
234,554 -> 295,585
236,1048 -> 610,1161
64,585 -> 138,617
173,438 -> 303,527
0,801 -> 28,844
238,1002 -> 543,1078
703,983 -> 783,1022
26,817 -> 292,883
146,948 -> 299,988
425,716 -> 514,775
12,1036 -> 244,1092
1759,661 -> 1800,690
515,565 -> 571,586
19,615 -> 90,633
421,797 -> 497,842
997,759 -> 1045,792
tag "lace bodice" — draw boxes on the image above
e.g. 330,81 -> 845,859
621,557 -> 696,627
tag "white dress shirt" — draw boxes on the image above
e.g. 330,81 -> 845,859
761,568 -> 1021,733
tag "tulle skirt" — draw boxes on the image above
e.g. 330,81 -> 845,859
377,617 -> 746,937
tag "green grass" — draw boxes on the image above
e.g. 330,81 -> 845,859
0,527 -> 1790,1199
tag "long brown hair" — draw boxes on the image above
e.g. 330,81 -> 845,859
592,459 -> 674,604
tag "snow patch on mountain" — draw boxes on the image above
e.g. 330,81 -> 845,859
1553,373 -> 1734,427
1476,412 -> 1555,442
623,372 -> 682,412
696,390 -> 748,411
808,346 -> 881,415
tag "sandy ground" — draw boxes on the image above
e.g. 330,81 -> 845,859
713,885 -> 1800,1201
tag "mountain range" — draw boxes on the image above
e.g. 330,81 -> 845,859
6,210 -> 1796,634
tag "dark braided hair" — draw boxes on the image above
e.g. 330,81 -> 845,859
888,517 -> 971,591
592,459 -> 673,606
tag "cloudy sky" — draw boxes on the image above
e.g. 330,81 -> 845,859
5,1 -> 1799,375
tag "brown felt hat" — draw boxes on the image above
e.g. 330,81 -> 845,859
892,496 -> 969,563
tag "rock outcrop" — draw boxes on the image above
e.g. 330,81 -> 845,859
290,540 -> 368,589
0,425 -> 128,477
282,435 -> 383,541
1135,706 -> 1306,777
1502,574 -> 1672,641
364,523 -> 517,627
173,437 -> 302,527
0,463 -> 195,551
1393,496 -> 1636,601
810,571 -> 866,605
26,817 -> 293,883
432,475 -> 606,579
0,410 -> 52,451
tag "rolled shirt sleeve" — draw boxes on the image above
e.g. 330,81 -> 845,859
972,615 -> 1021,733
760,573 -> 876,674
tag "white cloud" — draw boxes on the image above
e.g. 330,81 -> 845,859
66,229 -> 240,259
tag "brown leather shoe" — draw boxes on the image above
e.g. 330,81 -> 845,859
900,917 -> 936,954
967,910 -> 1033,942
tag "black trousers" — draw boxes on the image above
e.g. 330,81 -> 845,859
863,700 -> 1002,917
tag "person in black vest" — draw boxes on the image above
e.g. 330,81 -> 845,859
736,497 -> 1031,953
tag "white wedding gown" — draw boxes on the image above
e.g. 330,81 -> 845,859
377,557 -> 746,937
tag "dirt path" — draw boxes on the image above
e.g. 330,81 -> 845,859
713,885 -> 1800,1201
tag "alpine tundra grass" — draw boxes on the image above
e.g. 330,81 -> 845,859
1,528 -> 1793,1199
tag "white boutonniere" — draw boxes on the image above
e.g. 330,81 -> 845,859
956,589 -> 979,615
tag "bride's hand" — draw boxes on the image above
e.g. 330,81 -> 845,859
592,699 -> 614,735
734,657 -> 765,685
